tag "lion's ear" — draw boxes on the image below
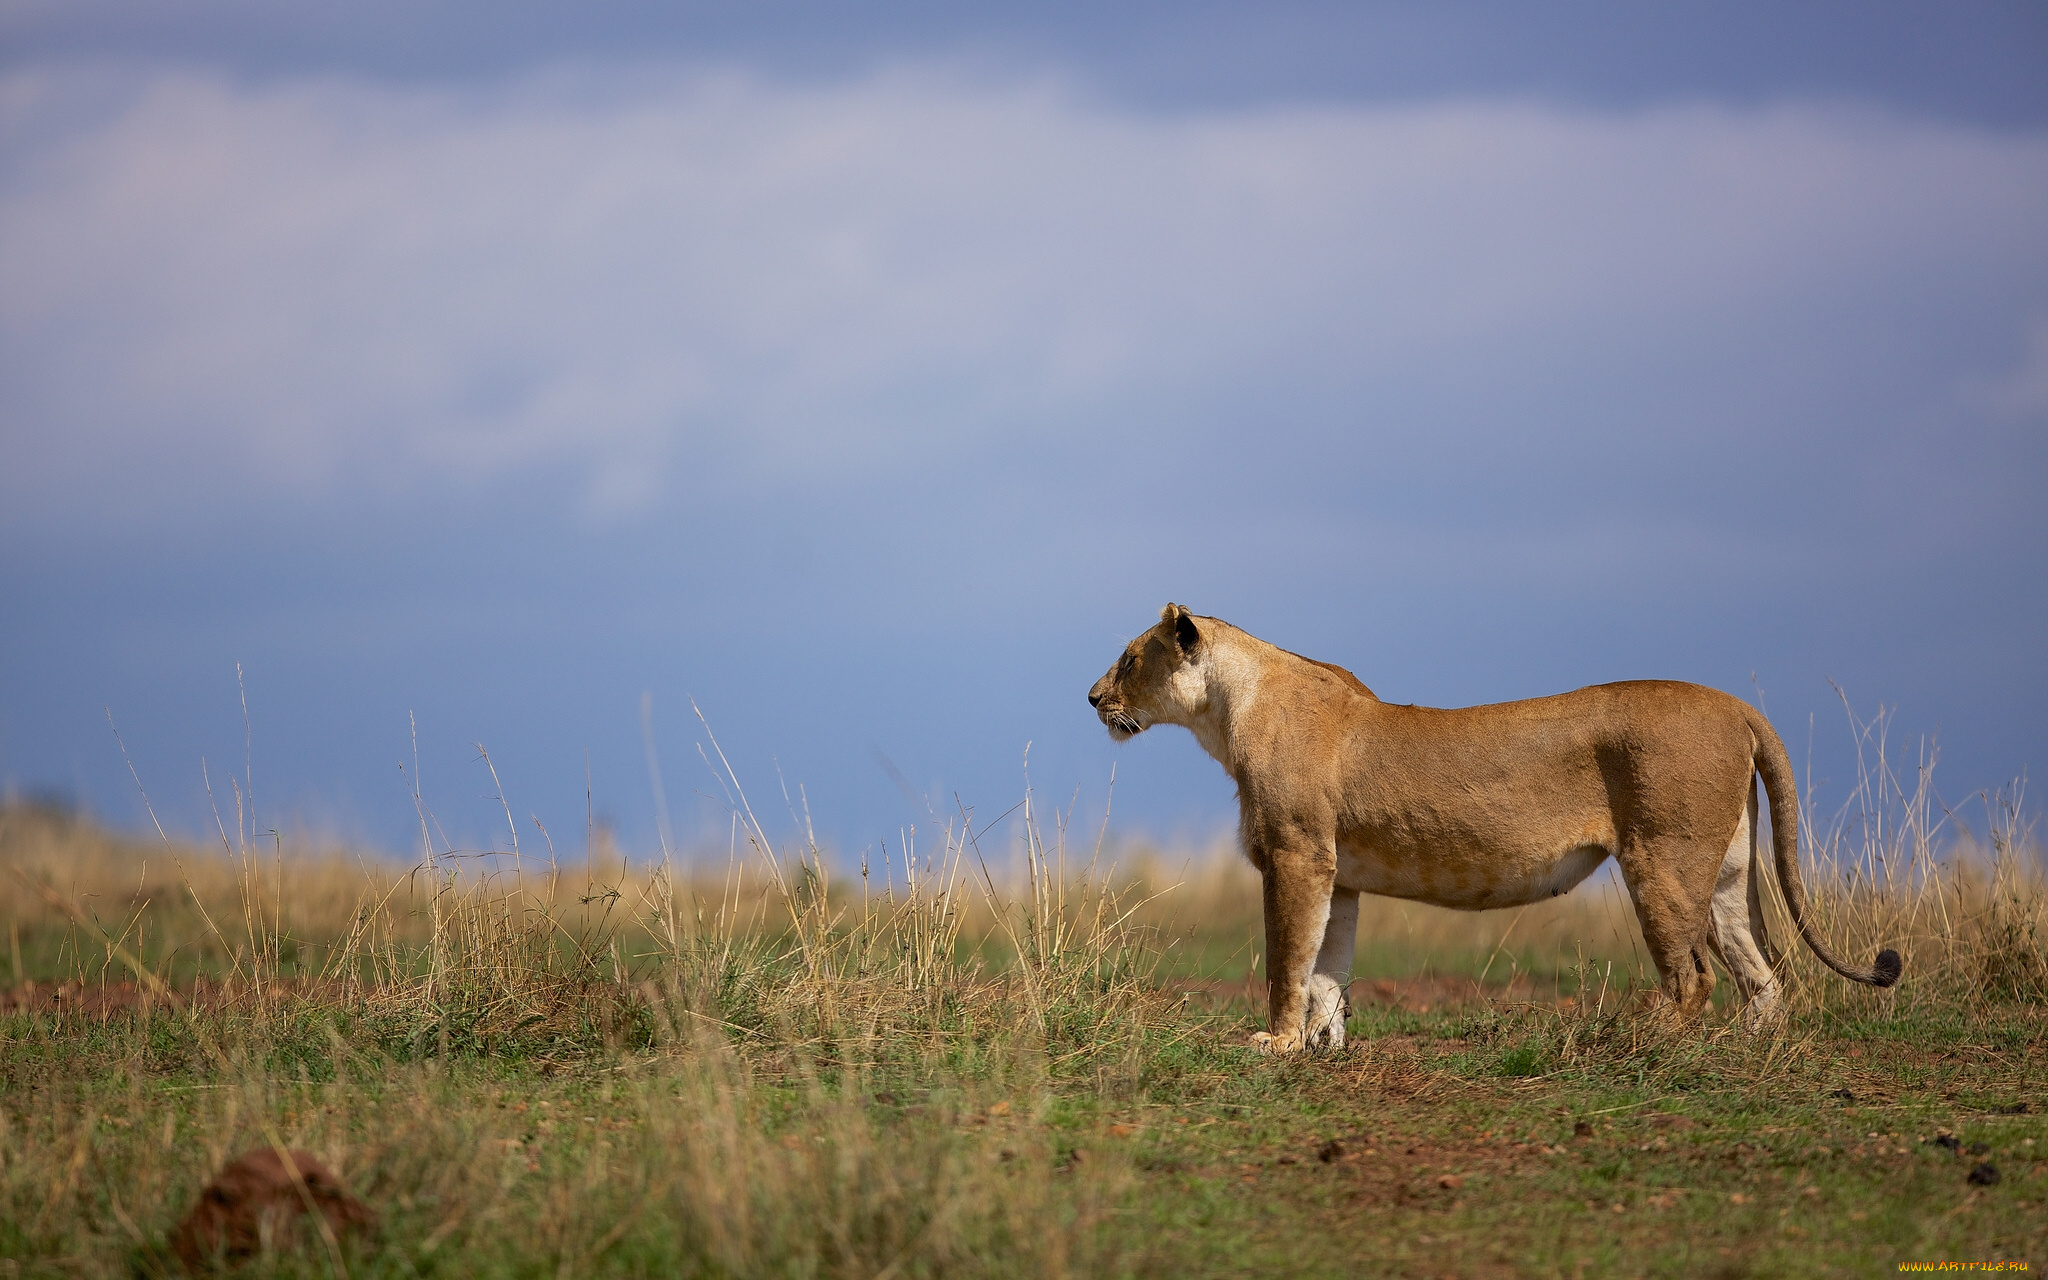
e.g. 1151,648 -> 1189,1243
1165,603 -> 1200,655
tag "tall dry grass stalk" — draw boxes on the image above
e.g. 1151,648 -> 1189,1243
1778,702 -> 2044,1017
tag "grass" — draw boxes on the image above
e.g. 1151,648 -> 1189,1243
2,715 -> 2044,1278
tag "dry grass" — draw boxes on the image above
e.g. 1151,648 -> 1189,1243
2,1012 -> 1141,1278
1,709 -> 2042,1275
1,766 -> 1182,1276
3,711 -> 2040,1035
1,776 -> 1187,1064
1785,706 -> 2045,1016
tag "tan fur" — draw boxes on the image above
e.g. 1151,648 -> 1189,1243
1088,605 -> 1901,1051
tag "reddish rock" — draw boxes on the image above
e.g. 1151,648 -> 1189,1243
170,1148 -> 375,1270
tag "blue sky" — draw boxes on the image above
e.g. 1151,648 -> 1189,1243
3,2 -> 2044,866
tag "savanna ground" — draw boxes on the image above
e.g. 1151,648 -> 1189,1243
2,727 -> 2044,1278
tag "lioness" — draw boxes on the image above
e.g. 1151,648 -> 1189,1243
1088,605 -> 1901,1051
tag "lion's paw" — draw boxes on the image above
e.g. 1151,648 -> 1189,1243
1738,986 -> 1786,1034
1249,1030 -> 1304,1054
1304,974 -> 1347,1052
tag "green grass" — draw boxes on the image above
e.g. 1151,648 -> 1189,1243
3,989 -> 2042,1277
3,766 -> 2045,1278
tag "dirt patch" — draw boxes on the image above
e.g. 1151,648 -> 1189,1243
0,977 -> 315,1017
1,979 -> 169,1016
1350,974 -> 1555,1013
1232,1129 -> 1580,1211
1170,974 -> 1554,1015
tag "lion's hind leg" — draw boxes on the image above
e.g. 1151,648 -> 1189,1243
1303,889 -> 1359,1051
1704,782 -> 1784,1031
1303,975 -> 1347,1051
1618,845 -> 1720,1024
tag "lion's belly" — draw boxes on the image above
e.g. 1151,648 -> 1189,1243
1335,840 -> 1612,911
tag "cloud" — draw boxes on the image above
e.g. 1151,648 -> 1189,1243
3,61 -> 2046,534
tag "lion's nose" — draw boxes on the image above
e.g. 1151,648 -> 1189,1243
1088,691 -> 1102,708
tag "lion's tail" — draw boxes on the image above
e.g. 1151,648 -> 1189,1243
1743,705 -> 1903,989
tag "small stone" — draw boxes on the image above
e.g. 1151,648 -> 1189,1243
1573,1121 -> 1593,1139
1438,1174 -> 1465,1190
1967,1141 -> 1990,1156
1318,1139 -> 1346,1163
1967,1163 -> 2001,1186
1933,1133 -> 1962,1153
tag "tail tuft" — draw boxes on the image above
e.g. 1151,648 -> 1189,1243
1871,949 -> 1903,988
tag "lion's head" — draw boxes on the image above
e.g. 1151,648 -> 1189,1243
1087,603 -> 1207,741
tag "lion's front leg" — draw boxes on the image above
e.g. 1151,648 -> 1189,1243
1250,839 -> 1337,1054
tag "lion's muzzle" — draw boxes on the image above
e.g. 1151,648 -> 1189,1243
1089,673 -> 1145,739
1093,701 -> 1144,740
